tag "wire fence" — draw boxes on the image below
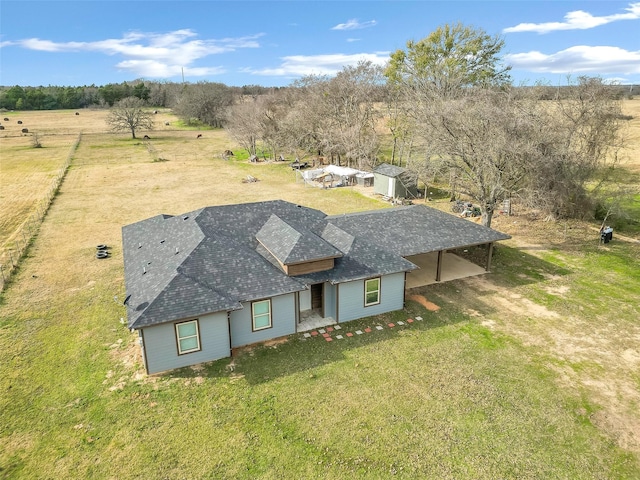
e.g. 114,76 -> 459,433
0,133 -> 82,291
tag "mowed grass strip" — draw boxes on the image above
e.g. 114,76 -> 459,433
1,110 -> 639,478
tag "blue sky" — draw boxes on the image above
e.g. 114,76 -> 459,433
1,1 -> 638,87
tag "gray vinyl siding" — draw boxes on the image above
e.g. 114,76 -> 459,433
229,293 -> 296,348
142,311 -> 230,374
337,272 -> 405,323
324,282 -> 337,320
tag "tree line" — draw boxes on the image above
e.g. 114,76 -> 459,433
0,82 -> 277,111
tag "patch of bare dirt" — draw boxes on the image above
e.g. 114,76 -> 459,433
452,271 -> 640,455
407,294 -> 441,311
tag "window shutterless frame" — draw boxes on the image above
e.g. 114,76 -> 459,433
252,299 -> 272,331
175,319 -> 201,355
364,277 -> 381,306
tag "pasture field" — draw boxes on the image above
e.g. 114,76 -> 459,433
0,104 -> 639,478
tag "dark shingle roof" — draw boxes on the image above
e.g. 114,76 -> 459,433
123,200 -> 509,329
327,205 -> 511,256
256,214 -> 342,265
320,223 -> 355,254
295,235 -> 417,285
374,163 -> 407,178
123,201 -> 324,329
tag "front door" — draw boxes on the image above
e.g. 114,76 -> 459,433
311,283 -> 323,317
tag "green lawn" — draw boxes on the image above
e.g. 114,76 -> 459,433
1,114 -> 639,478
2,282 -> 635,478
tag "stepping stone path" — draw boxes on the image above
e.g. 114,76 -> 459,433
301,316 -> 422,342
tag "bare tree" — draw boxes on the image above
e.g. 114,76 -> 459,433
384,85 -> 417,166
106,97 -> 154,139
277,76 -> 331,162
224,98 -> 262,157
173,82 -> 233,127
406,154 -> 446,200
520,77 -> 625,219
277,62 -> 383,168
385,24 -> 517,226
417,88 -> 537,227
321,61 -> 384,169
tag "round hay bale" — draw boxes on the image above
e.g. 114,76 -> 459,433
21,128 -> 29,133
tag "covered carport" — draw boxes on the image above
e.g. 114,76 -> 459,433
326,205 -> 510,290
405,243 -> 496,288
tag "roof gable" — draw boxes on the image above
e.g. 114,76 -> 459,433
256,214 -> 341,265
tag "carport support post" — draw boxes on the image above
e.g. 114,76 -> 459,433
436,250 -> 443,282
485,243 -> 494,271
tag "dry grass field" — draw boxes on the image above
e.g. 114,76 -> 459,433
621,98 -> 640,173
0,101 -> 639,478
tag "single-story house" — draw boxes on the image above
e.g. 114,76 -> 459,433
122,200 -> 510,374
373,163 -> 418,199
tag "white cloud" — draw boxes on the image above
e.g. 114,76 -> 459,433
601,77 -> 632,85
331,19 -> 377,31
504,2 -> 640,33
346,38 -> 361,43
505,46 -> 640,75
10,30 -> 263,78
244,52 -> 389,78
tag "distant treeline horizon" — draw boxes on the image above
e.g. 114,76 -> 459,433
0,81 -> 282,111
1,80 -> 637,112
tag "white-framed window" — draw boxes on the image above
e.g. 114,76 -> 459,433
175,320 -> 201,355
364,278 -> 381,306
252,299 -> 272,331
